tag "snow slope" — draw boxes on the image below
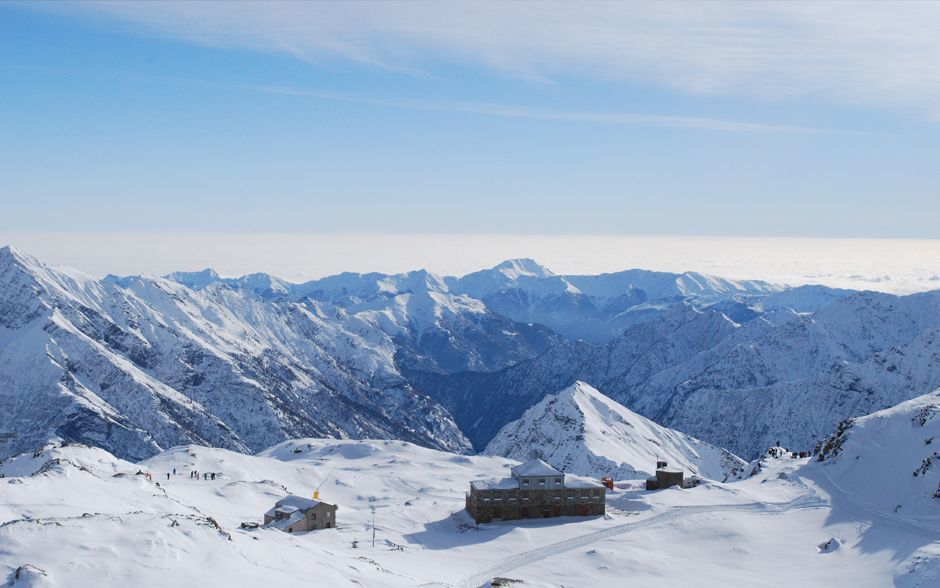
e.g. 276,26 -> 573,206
448,260 -> 785,343
164,263 -> 562,374
0,246 -> 470,460
2,432 -> 940,588
813,388 -> 940,525
484,382 -> 745,481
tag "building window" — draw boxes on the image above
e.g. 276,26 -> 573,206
522,480 -> 529,486
539,478 -> 546,485
554,478 -> 562,485
312,513 -> 317,519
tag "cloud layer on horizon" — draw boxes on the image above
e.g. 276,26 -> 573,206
3,232 -> 940,296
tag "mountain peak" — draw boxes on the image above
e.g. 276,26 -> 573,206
164,268 -> 222,290
0,244 -> 36,269
0,245 -> 56,287
493,258 -> 554,279
556,380 -> 598,401
485,381 -> 744,481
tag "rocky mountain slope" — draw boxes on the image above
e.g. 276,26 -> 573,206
446,258 -> 785,342
408,303 -> 748,450
813,388 -> 940,521
483,381 -> 745,481
413,290 -> 940,459
0,246 -> 470,460
6,244 -> 929,467
165,263 -> 562,374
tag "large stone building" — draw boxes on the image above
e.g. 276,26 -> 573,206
466,459 -> 606,523
264,495 -> 338,533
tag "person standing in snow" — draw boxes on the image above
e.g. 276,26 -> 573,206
166,473 -> 170,480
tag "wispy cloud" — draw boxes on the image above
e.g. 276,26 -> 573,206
31,1 -> 940,116
250,84 -> 855,134
0,62 -> 847,133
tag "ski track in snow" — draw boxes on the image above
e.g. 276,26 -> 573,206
457,493 -> 827,588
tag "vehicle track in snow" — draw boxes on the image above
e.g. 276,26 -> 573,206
456,493 -> 825,588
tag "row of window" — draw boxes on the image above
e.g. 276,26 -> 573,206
475,488 -> 603,499
481,494 -> 601,503
520,477 -> 564,486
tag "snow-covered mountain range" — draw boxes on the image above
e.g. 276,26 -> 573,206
0,246 -> 470,460
447,258 -> 786,343
414,289 -> 940,458
483,381 -> 746,481
5,243 -> 940,465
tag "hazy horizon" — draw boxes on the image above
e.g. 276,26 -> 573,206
4,232 -> 939,295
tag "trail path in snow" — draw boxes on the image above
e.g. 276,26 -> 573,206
456,493 -> 825,588
813,468 -> 940,539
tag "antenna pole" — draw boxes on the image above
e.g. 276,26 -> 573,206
370,505 -> 376,548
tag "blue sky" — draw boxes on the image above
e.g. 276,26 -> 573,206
2,2 -> 940,237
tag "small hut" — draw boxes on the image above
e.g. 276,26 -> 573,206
263,495 -> 337,533
645,462 -> 684,490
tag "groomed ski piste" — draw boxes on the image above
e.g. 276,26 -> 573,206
3,432 -> 940,587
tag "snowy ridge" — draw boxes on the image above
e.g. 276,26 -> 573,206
0,245 -> 471,461
159,257 -> 792,345
6,244 -> 933,467
813,388 -> 940,522
448,263 -> 785,343
484,381 -> 745,481
414,289 -> 940,459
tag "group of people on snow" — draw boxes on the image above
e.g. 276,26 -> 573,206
144,468 -> 220,482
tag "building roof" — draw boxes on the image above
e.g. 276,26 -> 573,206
264,494 -> 336,519
657,467 -> 684,474
276,494 -> 321,510
510,459 -> 563,478
563,474 -> 605,489
267,509 -> 305,531
470,477 -> 520,491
